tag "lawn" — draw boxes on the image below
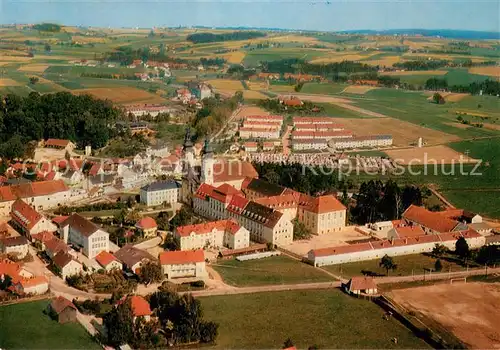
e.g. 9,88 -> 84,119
211,255 -> 333,286
201,289 -> 430,349
323,253 -> 467,279
300,82 -> 347,95
0,300 -> 100,349
441,190 -> 500,218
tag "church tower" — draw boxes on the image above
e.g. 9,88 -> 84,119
201,138 -> 214,185
181,127 -> 195,204
182,127 -> 194,170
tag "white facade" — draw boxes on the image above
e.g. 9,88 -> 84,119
60,259 -> 83,280
61,215 -> 110,259
292,140 -> 328,151
0,241 -> 29,259
239,128 -> 280,139
140,182 -> 180,206
161,261 -> 207,279
175,223 -> 250,251
331,136 -> 393,150
298,208 -> 347,235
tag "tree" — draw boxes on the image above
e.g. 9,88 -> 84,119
455,237 -> 470,262
283,338 -> 294,348
0,274 -> 12,290
29,76 -> 39,85
103,299 -> 134,347
162,233 -> 180,251
199,321 -> 219,343
293,219 -> 312,240
379,255 -> 397,276
139,261 -> 163,285
432,92 -> 445,104
44,43 -> 51,52
432,243 -> 447,257
434,259 -> 443,272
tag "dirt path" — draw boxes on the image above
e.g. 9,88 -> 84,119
333,103 -> 390,118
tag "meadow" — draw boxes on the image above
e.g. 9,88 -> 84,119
201,289 -> 430,349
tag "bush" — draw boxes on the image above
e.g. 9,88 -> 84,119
190,280 -> 205,288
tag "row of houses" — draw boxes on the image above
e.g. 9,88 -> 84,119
239,115 -> 284,140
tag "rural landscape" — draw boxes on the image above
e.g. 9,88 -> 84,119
0,3 -> 499,350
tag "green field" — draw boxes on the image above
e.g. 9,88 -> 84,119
212,255 -> 333,286
441,190 -> 500,218
201,289 -> 430,349
0,300 -> 100,349
300,82 -> 347,95
242,48 -> 329,66
323,253 -> 468,279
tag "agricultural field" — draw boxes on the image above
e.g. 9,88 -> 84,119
388,283 -> 500,349
468,66 -> 500,79
211,255 -> 333,286
72,87 -> 166,104
201,289 -> 430,349
0,300 -> 100,349
385,145 -> 478,165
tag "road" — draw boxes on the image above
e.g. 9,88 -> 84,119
281,125 -> 292,155
211,105 -> 242,142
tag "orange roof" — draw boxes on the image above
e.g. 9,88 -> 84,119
159,249 -> 205,265
293,117 -> 341,124
284,99 -> 303,106
215,184 -> 244,196
19,275 -> 48,288
255,194 -> 299,210
243,120 -> 282,126
52,215 -> 69,225
212,161 -> 258,183
95,251 -> 119,267
136,217 -> 157,230
243,142 -> 258,147
403,205 -> 459,233
10,199 -> 42,230
118,296 -> 152,317
292,130 -> 353,138
31,230 -> 55,243
348,276 -> 377,291
50,296 -> 76,314
393,225 -> 425,238
45,139 -> 71,148
311,242 -> 373,257
300,195 -> 346,214
245,115 -> 283,121
0,180 -> 68,202
240,127 -> 280,132
176,219 -> 241,237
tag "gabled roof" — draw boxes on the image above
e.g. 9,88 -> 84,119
141,180 -> 181,192
10,199 -> 42,230
136,217 -> 157,230
118,296 -> 152,317
0,236 -> 29,247
60,214 -> 102,237
52,215 -> 69,225
392,225 -> 425,238
212,160 -> 258,183
215,184 -> 244,197
45,238 -> 69,255
311,242 -> 374,257
348,276 -> 377,291
50,296 -> 77,314
403,205 -> 460,233
240,201 -> 283,229
31,230 -> 55,243
159,249 -> 205,265
0,180 -> 69,203
114,245 -> 155,268
243,177 -> 286,197
52,251 -> 78,269
95,251 -> 120,268
176,219 -> 241,237
45,139 -> 72,148
299,195 -> 346,214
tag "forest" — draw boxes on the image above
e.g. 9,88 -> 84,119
186,31 -> 266,44
425,78 -> 500,95
261,58 -> 377,76
0,92 -> 120,160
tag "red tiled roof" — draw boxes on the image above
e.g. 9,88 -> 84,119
0,236 -> 29,247
10,199 -> 42,230
0,180 -> 69,202
95,251 -> 119,267
19,275 -> 48,288
292,130 -> 353,138
212,161 -> 258,184
403,205 -> 459,233
245,115 -> 283,121
31,230 -> 55,243
45,139 -> 71,148
311,242 -> 373,257
60,214 -> 100,237
159,249 -> 205,265
243,120 -> 282,126
243,142 -> 258,147
50,296 -> 76,314
136,217 -> 157,230
118,296 -> 152,317
227,195 -> 250,215
45,238 -> 69,256
240,126 -> 280,132
0,259 -> 22,279
215,184 -> 244,196
52,251 -> 76,269
176,219 -> 241,237
393,225 -> 425,238
283,99 -> 303,106
299,195 -> 346,214
255,194 -> 299,210
52,216 -> 69,225
348,276 -> 377,291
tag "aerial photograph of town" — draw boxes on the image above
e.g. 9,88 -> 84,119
0,0 -> 498,349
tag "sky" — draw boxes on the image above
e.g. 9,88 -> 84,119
1,0 -> 499,32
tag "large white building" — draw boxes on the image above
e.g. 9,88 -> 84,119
140,180 -> 181,206
9,199 -> 58,239
291,139 -> 329,151
159,249 -> 207,279
175,219 -> 250,251
59,214 -> 109,259
330,135 -> 393,150
239,127 -> 281,139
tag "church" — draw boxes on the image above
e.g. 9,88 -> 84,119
180,128 -> 258,205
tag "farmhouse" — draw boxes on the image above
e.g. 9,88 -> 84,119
0,259 -> 49,295
95,251 -> 123,271
140,180 -> 181,206
47,296 -> 77,324
52,251 -> 83,280
175,219 -> 250,251
44,238 -> 69,259
402,205 -> 468,235
9,199 -> 57,239
159,249 -> 207,279
59,214 -> 110,259
0,236 -> 29,259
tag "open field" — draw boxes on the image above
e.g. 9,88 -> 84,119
388,283 -> 500,349
363,55 -> 402,67
223,51 -> 246,64
242,90 -> 268,99
343,85 -> 378,94
0,78 -> 23,86
442,190 -> 500,218
324,253 -> 467,279
300,82 -> 346,95
385,145 -> 478,164
201,289 -> 430,349
310,53 -> 373,63
246,81 -> 268,90
18,64 -> 50,73
206,79 -> 244,92
330,117 -> 460,146
289,93 -> 351,104
381,70 -> 447,76
211,255 -> 333,286
0,300 -> 100,349
72,87 -> 166,104
234,105 -> 269,119
468,66 -> 500,79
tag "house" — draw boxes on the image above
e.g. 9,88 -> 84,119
344,277 -> 378,295
31,230 -> 55,250
402,205 -> 467,235
0,259 -> 49,295
44,238 -> 69,259
52,251 -> 83,280
117,295 -> 152,321
59,214 -> 109,259
159,249 -> 207,279
10,199 -> 58,239
188,82 -> 213,100
47,296 -> 78,323
0,236 -> 29,259
135,217 -> 158,238
140,181 -> 181,206
175,219 -> 250,251
239,127 -> 281,139
388,225 -> 425,239
95,251 -> 123,271
243,142 -> 258,152
114,245 -> 155,274
44,139 -> 76,153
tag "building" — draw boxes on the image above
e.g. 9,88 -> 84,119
9,199 -> 57,239
330,135 -> 393,150
344,277 -> 378,295
52,251 -> 83,280
0,236 -> 29,259
0,180 -> 71,216
44,139 -> 76,153
243,142 -> 258,152
47,296 -> 78,323
239,127 -> 281,139
0,259 -> 48,295
159,249 -> 207,279
114,245 -> 155,274
140,181 -> 181,206
291,139 -> 329,151
291,130 -> 353,140
59,214 -> 109,259
188,82 -> 213,100
125,104 -> 175,118
245,115 -> 283,126
44,238 -> 69,259
175,219 -> 250,251
262,142 -> 275,151
95,251 -> 123,271
388,225 -> 425,239
135,217 -> 158,238
297,195 -> 347,234
402,205 -> 467,235
117,296 -> 152,321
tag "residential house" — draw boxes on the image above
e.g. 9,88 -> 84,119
44,238 -> 69,259
140,181 -> 181,206
95,251 -> 123,272
344,277 -> 378,295
175,219 -> 250,251
0,236 -> 29,259
159,249 -> 207,279
44,139 -> 76,153
52,251 -> 83,280
10,199 -> 58,239
47,296 -> 78,323
31,231 -> 55,250
135,217 -> 158,238
59,214 -> 109,259
114,245 -> 155,274
117,296 -> 152,321
291,138 -> 329,151
0,259 -> 49,295
239,127 -> 280,139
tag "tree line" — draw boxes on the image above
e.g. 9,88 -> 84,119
425,78 -> 500,96
261,58 -> 377,76
0,92 -> 120,160
186,31 -> 266,44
